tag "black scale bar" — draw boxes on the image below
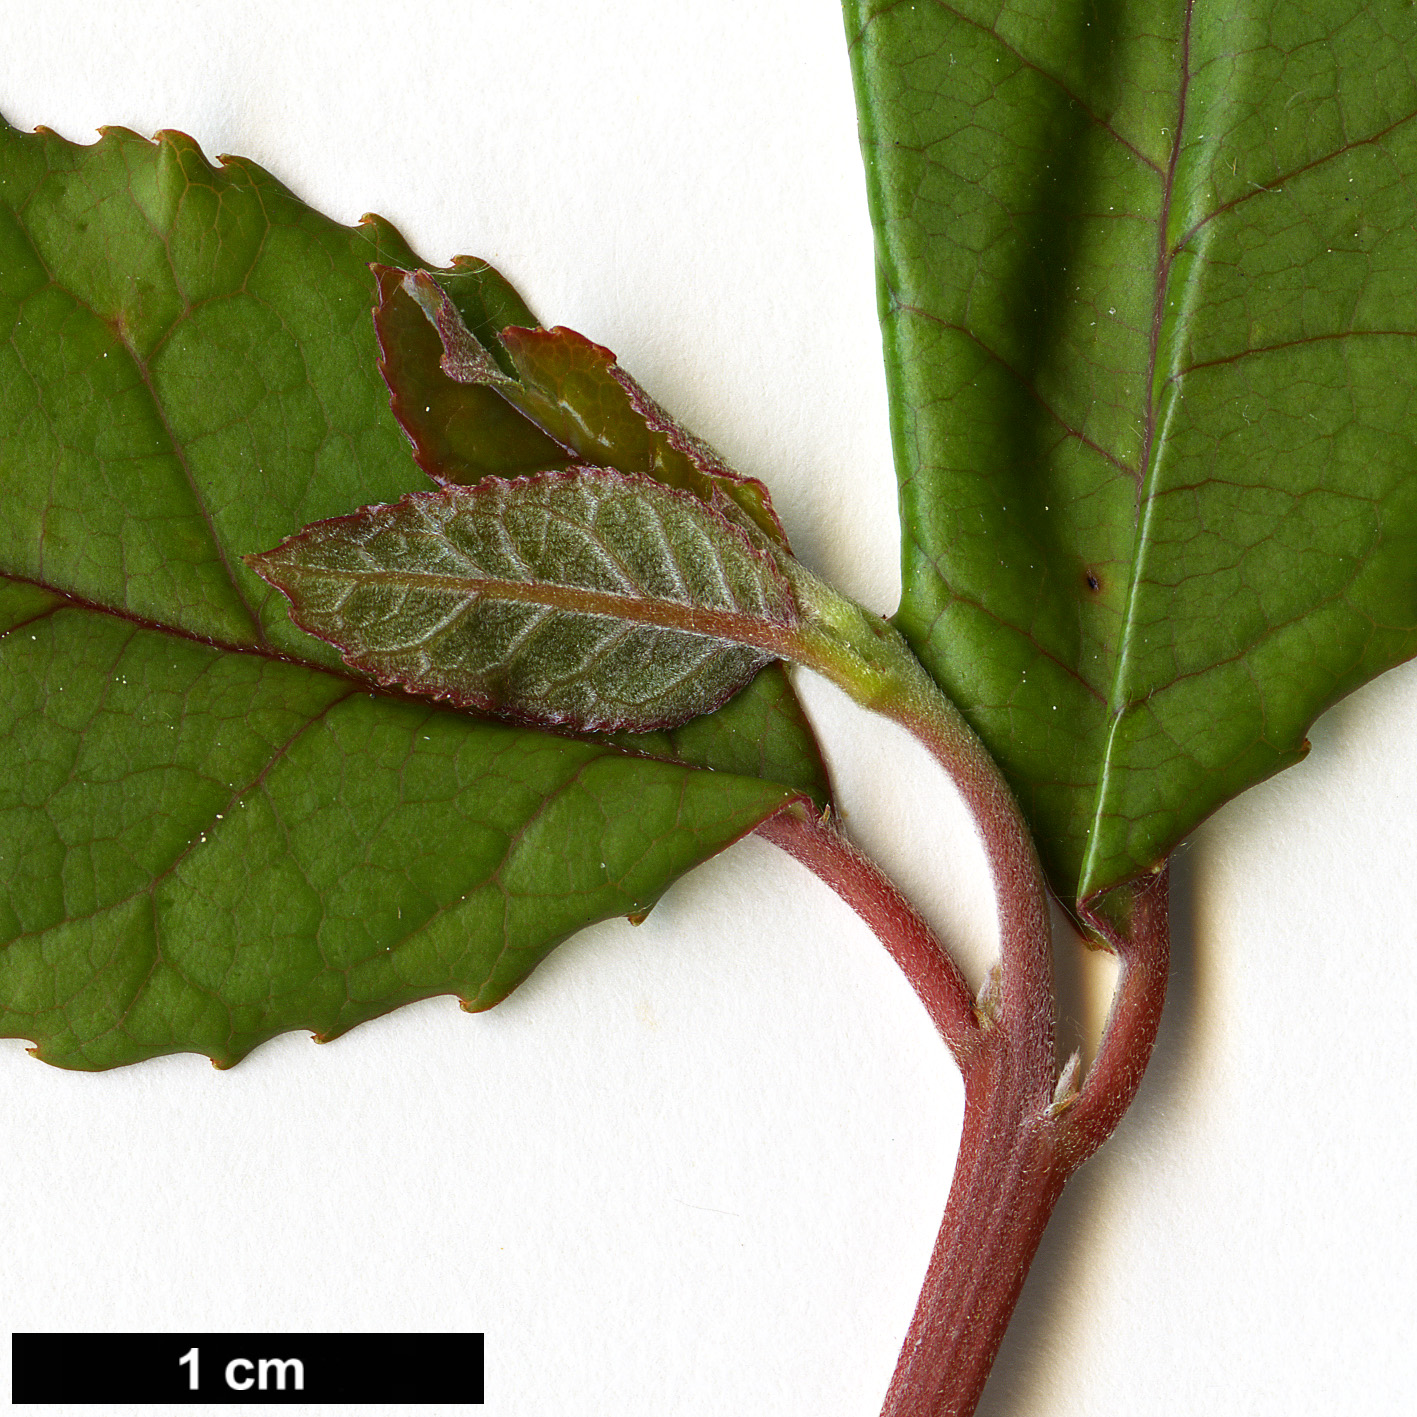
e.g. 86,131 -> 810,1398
11,1333 -> 483,1405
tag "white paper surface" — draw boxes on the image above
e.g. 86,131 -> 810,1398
1,4 -> 1414,1414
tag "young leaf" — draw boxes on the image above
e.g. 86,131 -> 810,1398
371,263 -> 573,482
0,117 -> 818,1068
247,469 -> 800,732
376,267 -> 790,547
844,0 -> 1417,907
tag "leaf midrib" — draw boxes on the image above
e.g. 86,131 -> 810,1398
7,180 -> 268,644
300,567 -> 801,651
1084,0 -> 1195,899
0,567 -> 351,681
1080,1 -> 1417,898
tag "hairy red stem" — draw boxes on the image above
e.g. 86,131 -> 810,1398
1062,869 -> 1172,1166
879,1039 -> 1065,1417
757,807 -> 979,1068
759,806 -> 1170,1417
879,868 -> 1170,1416
750,565 -> 1172,1414
890,700 -> 1055,1087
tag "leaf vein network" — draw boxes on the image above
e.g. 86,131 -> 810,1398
919,0 -> 1166,175
1172,326 -> 1417,378
893,300 -> 1135,475
1171,102 -> 1417,255
1,684 -> 362,961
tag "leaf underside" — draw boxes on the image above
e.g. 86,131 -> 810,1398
846,0 -> 1417,906
248,469 -> 798,733
0,118 -> 824,1069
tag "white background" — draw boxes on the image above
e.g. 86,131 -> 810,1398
2,3 -> 1415,1414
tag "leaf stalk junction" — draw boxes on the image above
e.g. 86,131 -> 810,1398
763,563 -> 1171,1417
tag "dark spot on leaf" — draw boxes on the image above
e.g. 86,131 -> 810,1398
1085,571 -> 1102,593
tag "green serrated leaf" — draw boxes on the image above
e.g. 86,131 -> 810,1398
845,0 -> 1417,905
0,600 -> 796,1070
247,469 -> 799,732
0,116 -> 818,1069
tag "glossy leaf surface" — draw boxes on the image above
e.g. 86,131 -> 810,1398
377,268 -> 789,547
0,119 -> 815,1069
846,0 -> 1417,904
372,263 -> 572,483
249,469 -> 798,732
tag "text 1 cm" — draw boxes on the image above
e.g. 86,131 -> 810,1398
178,1347 -> 306,1392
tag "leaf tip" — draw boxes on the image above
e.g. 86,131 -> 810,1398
241,547 -> 281,584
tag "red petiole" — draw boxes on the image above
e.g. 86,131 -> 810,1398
753,560 -> 1171,1416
